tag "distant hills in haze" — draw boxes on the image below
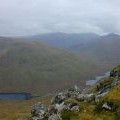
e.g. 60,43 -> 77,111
67,33 -> 120,68
27,32 -> 100,48
0,32 -> 120,96
0,37 -> 100,96
27,32 -> 120,70
27,32 -> 120,48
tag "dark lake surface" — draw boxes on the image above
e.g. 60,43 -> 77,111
0,93 -> 32,100
86,72 -> 110,86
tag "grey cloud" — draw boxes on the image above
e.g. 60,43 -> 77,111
0,0 -> 120,36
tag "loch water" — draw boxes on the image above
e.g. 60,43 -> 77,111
86,72 -> 110,86
0,93 -> 32,100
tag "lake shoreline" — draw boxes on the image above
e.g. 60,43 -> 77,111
0,92 -> 32,100
86,71 -> 110,86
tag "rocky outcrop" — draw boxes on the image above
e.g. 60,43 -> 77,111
102,102 -> 114,111
31,102 -> 48,120
48,113 -> 61,120
110,66 -> 120,78
30,67 -> 120,120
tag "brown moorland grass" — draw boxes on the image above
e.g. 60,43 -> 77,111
0,96 -> 51,120
105,84 -> 120,105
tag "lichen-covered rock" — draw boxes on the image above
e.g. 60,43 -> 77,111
102,102 -> 114,111
95,91 -> 108,102
84,93 -> 95,102
30,65 -> 120,120
54,102 -> 66,113
70,105 -> 80,112
51,92 -> 67,105
48,113 -> 61,120
110,67 -> 120,78
31,102 -> 48,120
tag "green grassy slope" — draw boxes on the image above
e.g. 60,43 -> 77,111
0,37 -> 99,96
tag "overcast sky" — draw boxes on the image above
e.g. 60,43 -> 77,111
0,0 -> 120,36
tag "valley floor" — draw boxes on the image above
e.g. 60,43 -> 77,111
0,96 -> 51,120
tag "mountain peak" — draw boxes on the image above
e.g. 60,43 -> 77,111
107,33 -> 120,37
101,33 -> 120,40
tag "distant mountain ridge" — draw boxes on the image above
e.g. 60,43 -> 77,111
26,32 -> 120,70
67,33 -> 120,69
0,36 -> 101,96
0,33 -> 119,96
27,33 -> 120,47
27,32 -> 100,48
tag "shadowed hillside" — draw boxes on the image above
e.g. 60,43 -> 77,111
67,33 -> 120,69
0,37 -> 100,96
27,33 -> 120,71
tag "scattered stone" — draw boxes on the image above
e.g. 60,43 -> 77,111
48,113 -> 61,120
31,102 -> 48,120
76,94 -> 85,101
54,102 -> 66,113
110,70 -> 120,78
70,105 -> 80,112
84,93 -> 95,102
95,91 -> 108,102
51,92 -> 67,105
102,102 -> 114,111
30,68 -> 120,120
74,85 -> 81,93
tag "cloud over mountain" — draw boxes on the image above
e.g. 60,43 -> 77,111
0,0 -> 120,36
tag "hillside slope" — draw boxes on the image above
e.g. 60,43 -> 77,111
68,33 -> 120,69
27,33 -> 120,71
0,65 -> 119,120
29,64 -> 120,120
0,37 -> 99,96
